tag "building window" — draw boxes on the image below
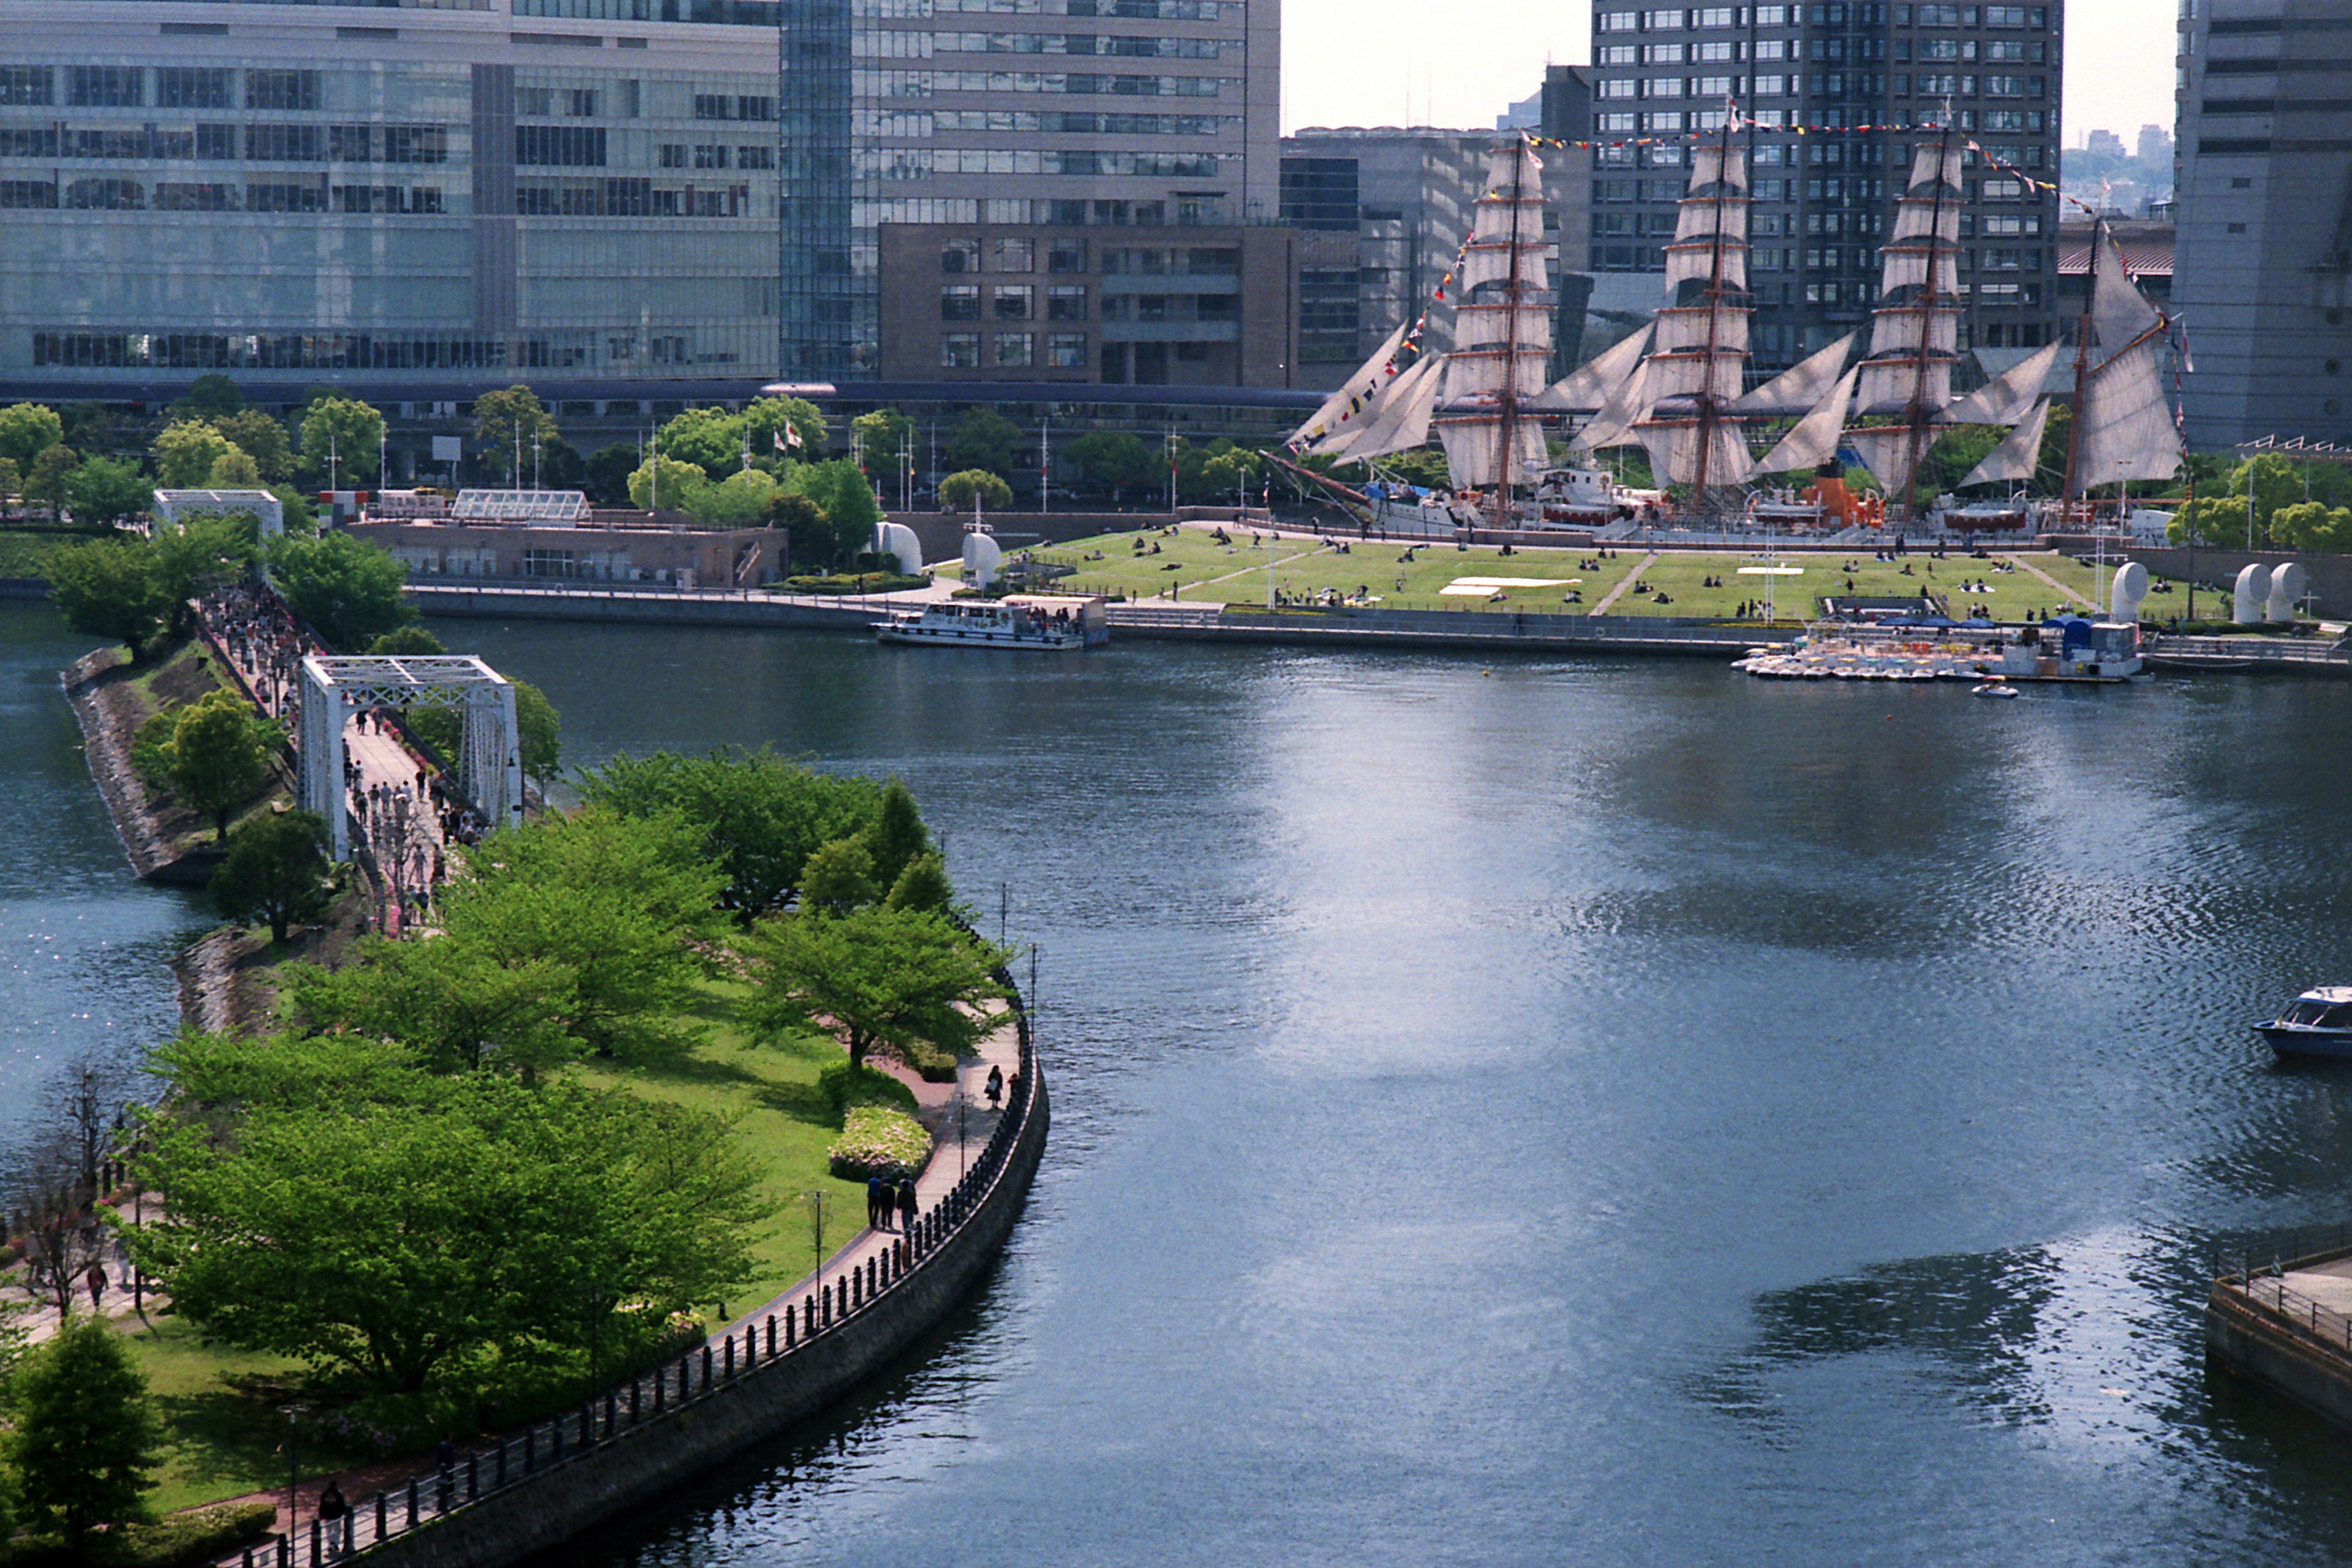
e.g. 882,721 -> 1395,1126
1047,285 -> 1088,320
156,67 -> 231,110
941,285 -> 981,320
657,143 -> 687,168
993,284 -> 1033,320
246,69 -> 320,111
1046,332 -> 1087,368
0,66 -> 54,107
941,237 -> 981,273
567,88 -> 598,116
993,236 -> 1034,271
941,332 -> 980,368
1047,238 -> 1087,272
693,144 -> 728,169
736,145 -> 774,169
68,66 -> 145,108
993,331 -> 1034,368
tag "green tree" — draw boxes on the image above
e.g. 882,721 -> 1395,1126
852,408 -> 916,473
513,679 -> 562,790
584,443 -> 640,505
268,530 -> 413,649
764,490 -> 833,568
577,747 -> 884,921
285,937 -> 581,1080
799,835 -> 878,914
152,419 -> 238,488
26,443 -> 79,516
62,455 -> 151,526
657,406 -> 750,475
151,514 -> 262,627
208,447 -> 262,487
0,402 -> 64,467
694,466 -> 780,527
442,809 -> 721,1061
160,687 -> 277,840
296,396 -> 386,488
790,459 -> 881,563
943,407 -> 1020,478
0,454 -> 20,514
6,1317 -> 162,1558
271,484 -> 319,533
742,394 -> 825,462
938,469 -> 1012,513
1063,431 -> 1155,501
172,373 -> 246,419
213,809 -> 332,943
538,432 -> 586,489
127,1069 -> 761,1396
46,537 -> 172,657
744,902 -> 1012,1072
869,777 -> 929,888
884,850 -> 955,914
370,624 -> 447,657
2269,500 -> 2352,552
210,409 -> 294,483
627,454 -> 713,515
473,385 -> 562,486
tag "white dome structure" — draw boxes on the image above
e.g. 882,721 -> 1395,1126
2109,561 -> 2148,624
875,520 -> 924,576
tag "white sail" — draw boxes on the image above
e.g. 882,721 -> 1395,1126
1665,242 -> 1749,293
1638,417 -> 1755,489
1328,354 -> 1443,462
1444,349 -> 1547,400
1571,358 -> 1655,451
1731,331 -> 1855,414
1673,197 -> 1749,244
1864,306 -> 1958,358
1689,144 -> 1747,194
1453,302 -> 1555,352
1880,247 -> 1959,297
1530,323 -> 1651,413
1646,351 -> 1745,404
1942,341 -> 2062,426
1856,358 -> 1954,415
2075,338 -> 2183,484
1291,319 -> 1409,451
1889,201 -> 1962,247
1653,307 -> 1751,357
1959,396 -> 2049,488
2090,226 -> 2160,355
1457,239 -> 1550,293
1435,417 -> 1547,489
1845,424 -> 1932,502
1753,367 -> 1858,475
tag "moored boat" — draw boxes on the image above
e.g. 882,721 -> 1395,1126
875,594 -> 1107,650
2259,989 -> 2352,1058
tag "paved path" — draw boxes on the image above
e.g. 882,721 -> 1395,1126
729,1008 -> 1026,1339
2002,552 -> 2095,611
1589,551 -> 1660,616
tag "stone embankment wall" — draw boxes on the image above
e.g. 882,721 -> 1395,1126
283,1015 -> 1048,1568
60,648 -> 217,884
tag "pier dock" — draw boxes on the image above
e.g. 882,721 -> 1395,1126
2207,1233 -> 2352,1430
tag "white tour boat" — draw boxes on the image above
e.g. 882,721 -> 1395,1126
874,594 -> 1106,651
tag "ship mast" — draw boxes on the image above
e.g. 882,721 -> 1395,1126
1690,113 -> 1738,503
1899,116 -> 1958,524
2060,213 -> 2103,525
1493,139 -> 1529,532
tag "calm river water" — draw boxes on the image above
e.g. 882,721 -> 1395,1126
18,595 -> 2352,1564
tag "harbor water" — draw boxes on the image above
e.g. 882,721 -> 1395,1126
15,596 -> 2352,1563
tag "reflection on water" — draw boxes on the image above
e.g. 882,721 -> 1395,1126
23,601 -> 2352,1564
0,605 -> 202,1139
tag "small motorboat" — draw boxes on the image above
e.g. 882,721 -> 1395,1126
2258,988 -> 2352,1057
1971,678 -> 2019,699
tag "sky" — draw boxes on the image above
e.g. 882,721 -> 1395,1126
1278,0 -> 2175,149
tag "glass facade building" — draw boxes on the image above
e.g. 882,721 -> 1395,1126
0,0 -> 785,388
1586,1 -> 2063,373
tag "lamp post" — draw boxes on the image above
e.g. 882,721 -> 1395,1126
280,1403 -> 310,1548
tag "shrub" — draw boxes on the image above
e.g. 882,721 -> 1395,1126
818,1060 -> 918,1121
827,1105 -> 931,1182
778,572 -> 925,595
124,1502 -> 279,1568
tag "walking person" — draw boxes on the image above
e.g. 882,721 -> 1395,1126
984,1064 -> 1004,1109
896,1177 -> 918,1234
85,1261 -> 108,1312
867,1174 -> 888,1231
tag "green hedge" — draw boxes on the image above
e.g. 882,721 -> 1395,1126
778,572 -> 927,595
817,1060 -> 919,1120
826,1105 -> 931,1182
5,1502 -> 277,1568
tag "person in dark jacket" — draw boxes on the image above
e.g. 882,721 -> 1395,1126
867,1174 -> 888,1230
896,1178 -> 918,1232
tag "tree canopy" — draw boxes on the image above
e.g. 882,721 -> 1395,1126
943,408 -> 1021,479
577,747 -> 890,921
213,808 -> 333,942
154,687 -> 280,840
6,1317 -> 162,1555
297,396 -> 385,488
268,530 -> 413,650
46,537 -> 175,658
0,402 -> 63,467
744,903 -> 1011,1073
939,469 -> 1012,513
472,385 -> 563,487
62,455 -> 151,526
153,419 -> 238,488
127,1060 -> 762,1396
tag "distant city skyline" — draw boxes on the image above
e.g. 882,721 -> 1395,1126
1281,0 -> 2173,145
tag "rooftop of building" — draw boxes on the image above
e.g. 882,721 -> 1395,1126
2057,218 -> 2173,279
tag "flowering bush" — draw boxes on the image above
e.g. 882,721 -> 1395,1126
827,1105 -> 931,1182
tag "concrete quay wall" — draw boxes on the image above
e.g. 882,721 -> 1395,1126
350,1066 -> 1049,1568
2206,1282 -> 2352,1433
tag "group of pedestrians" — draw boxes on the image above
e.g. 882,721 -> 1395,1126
201,581 -> 308,720
866,1175 -> 918,1232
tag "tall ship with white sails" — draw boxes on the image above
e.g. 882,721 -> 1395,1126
1284,113 -> 2184,537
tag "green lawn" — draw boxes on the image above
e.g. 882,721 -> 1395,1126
573,978 -> 875,1321
954,529 -> 2193,621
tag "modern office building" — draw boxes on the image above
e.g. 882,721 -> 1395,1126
2171,0 -> 2352,447
785,0 -> 1281,381
0,0 -> 787,391
874,221 -> 1300,387
1586,1 -> 2063,374
1278,127 -> 1496,374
